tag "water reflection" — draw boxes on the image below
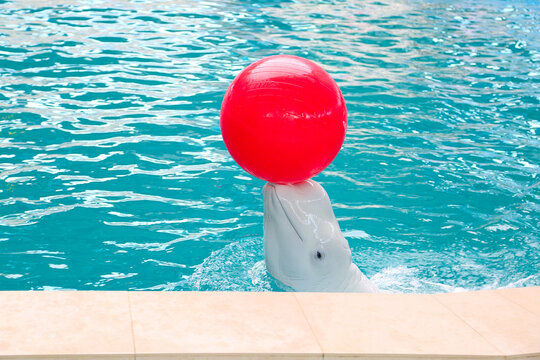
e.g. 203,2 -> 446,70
0,0 -> 538,291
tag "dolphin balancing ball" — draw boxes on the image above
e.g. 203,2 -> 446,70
220,55 -> 347,184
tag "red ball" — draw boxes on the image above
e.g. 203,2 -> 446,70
220,55 -> 347,184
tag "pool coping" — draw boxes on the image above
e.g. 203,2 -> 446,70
0,287 -> 539,359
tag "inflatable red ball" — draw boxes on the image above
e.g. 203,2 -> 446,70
220,55 -> 347,184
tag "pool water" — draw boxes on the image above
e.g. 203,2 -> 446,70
0,0 -> 538,292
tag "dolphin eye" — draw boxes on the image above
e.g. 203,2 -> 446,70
313,249 -> 326,261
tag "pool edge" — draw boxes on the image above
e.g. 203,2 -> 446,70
0,288 -> 538,359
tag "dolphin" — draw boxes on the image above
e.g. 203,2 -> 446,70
263,180 -> 378,293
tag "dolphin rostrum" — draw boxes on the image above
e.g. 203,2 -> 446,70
263,180 -> 378,292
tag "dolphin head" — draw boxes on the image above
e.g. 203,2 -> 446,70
263,180 -> 355,291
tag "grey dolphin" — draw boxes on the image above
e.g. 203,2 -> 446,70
263,180 -> 378,292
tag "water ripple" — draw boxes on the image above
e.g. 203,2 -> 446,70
0,0 -> 538,291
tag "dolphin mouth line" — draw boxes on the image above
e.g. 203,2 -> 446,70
270,184 -> 304,243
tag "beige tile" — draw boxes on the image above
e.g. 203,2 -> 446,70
129,291 -> 322,358
323,356 -> 504,360
0,357 -> 133,360
506,354 -> 540,360
435,290 -> 540,356
294,292 -> 503,358
134,356 -> 320,360
135,356 -> 321,360
0,291 -> 134,359
496,287 -> 540,318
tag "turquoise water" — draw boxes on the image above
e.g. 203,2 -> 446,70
0,0 -> 538,292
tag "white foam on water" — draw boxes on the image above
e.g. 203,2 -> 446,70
188,238 -> 277,292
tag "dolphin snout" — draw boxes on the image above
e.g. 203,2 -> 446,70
262,182 -> 277,195
262,183 -> 277,206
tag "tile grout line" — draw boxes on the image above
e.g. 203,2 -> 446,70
292,293 -> 325,359
127,291 -> 137,360
496,290 -> 540,320
431,294 -> 507,358
491,291 -> 540,360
